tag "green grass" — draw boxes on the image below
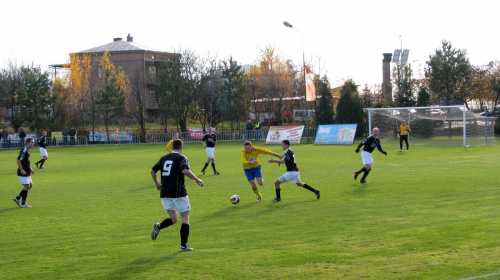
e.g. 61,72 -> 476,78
1,140 -> 499,280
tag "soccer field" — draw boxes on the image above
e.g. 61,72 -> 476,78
1,141 -> 499,280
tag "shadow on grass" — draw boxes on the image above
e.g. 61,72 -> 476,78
99,252 -> 181,280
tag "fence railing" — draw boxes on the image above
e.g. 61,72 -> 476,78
1,128 -> 316,150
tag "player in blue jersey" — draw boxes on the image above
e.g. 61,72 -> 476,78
354,127 -> 387,183
268,140 -> 320,202
150,139 -> 203,252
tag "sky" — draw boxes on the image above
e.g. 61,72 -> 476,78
1,0 -> 499,88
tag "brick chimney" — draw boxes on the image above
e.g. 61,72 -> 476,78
127,34 -> 133,42
114,37 -> 122,42
382,53 -> 393,104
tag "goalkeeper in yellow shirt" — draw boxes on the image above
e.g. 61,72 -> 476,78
241,141 -> 281,202
398,120 -> 412,152
165,132 -> 179,153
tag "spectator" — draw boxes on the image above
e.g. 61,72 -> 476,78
2,127 -> 8,149
246,120 -> 253,140
254,120 -> 262,140
19,128 -> 27,147
69,127 -> 76,146
62,128 -> 69,147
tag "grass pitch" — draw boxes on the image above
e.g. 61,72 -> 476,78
1,140 -> 499,280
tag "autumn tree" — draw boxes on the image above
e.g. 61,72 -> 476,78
95,73 -> 126,143
254,46 -> 296,125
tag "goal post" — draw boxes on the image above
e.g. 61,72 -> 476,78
366,105 -> 497,147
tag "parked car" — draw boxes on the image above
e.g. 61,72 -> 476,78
480,107 -> 500,117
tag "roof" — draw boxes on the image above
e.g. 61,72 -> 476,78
76,39 -> 163,54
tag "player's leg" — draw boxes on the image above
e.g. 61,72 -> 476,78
273,179 -> 282,202
179,211 -> 192,251
39,149 -> 48,168
360,164 -> 371,182
399,136 -> 403,152
405,136 -> 409,151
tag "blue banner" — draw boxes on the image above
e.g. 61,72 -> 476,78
314,124 -> 357,144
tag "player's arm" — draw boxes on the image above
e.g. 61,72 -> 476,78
17,159 -> 27,175
166,140 -> 173,152
183,169 -> 204,187
150,169 -> 162,190
355,140 -> 364,153
268,158 -> 285,164
377,144 -> 387,155
241,150 -> 251,165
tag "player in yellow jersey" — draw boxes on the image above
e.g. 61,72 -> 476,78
398,120 -> 412,152
241,141 -> 281,202
166,132 -> 179,153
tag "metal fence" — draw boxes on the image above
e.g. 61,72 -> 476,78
1,128 -> 316,150
145,127 -> 317,144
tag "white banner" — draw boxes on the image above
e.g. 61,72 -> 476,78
265,126 -> 304,144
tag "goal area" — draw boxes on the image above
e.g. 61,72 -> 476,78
366,105 -> 497,147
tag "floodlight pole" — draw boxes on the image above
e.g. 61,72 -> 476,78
283,21 -> 310,143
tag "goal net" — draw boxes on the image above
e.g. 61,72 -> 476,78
366,105 -> 497,147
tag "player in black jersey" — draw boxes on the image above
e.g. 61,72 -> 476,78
201,127 -> 220,175
268,140 -> 320,202
13,138 -> 36,208
150,139 -> 204,252
354,127 -> 387,183
35,131 -> 48,169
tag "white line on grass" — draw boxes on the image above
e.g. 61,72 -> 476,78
460,272 -> 500,280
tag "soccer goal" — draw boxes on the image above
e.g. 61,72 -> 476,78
366,105 -> 497,147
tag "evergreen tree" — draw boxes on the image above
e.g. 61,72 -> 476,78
315,76 -> 334,125
336,80 -> 366,137
416,87 -> 431,106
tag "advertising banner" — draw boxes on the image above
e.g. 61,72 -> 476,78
265,126 -> 304,144
89,130 -> 133,142
189,128 -> 205,140
314,124 -> 357,144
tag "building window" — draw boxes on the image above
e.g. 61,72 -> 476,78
149,66 -> 156,78
98,68 -> 103,79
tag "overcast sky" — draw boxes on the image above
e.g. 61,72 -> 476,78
1,0 -> 498,87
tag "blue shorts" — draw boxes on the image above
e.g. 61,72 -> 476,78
244,165 -> 263,181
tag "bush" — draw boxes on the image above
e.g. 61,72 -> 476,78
412,118 -> 435,138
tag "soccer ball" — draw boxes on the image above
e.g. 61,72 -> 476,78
230,195 -> 240,204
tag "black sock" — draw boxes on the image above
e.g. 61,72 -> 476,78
180,223 -> 189,247
20,189 -> 28,204
159,218 -> 173,229
275,188 -> 281,199
303,184 -> 315,193
36,160 -> 41,165
211,163 -> 216,172
357,167 -> 366,174
361,171 -> 370,180
202,163 -> 208,171
39,159 -> 46,168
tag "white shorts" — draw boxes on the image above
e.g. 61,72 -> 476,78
361,151 -> 373,165
161,196 -> 191,213
19,176 -> 33,185
205,147 -> 215,159
39,147 -> 48,157
278,171 -> 301,184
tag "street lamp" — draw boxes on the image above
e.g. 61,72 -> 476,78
283,20 -> 310,144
